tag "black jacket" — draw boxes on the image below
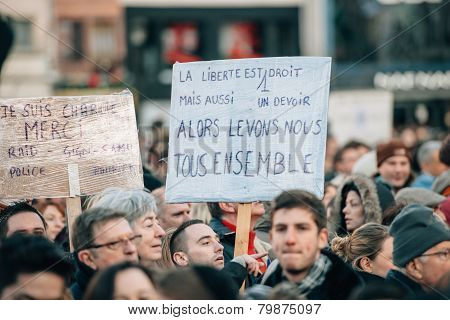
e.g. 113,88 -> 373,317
70,255 -> 96,300
385,269 -> 427,298
209,217 -> 261,286
356,271 -> 386,286
222,261 -> 248,291
261,249 -> 362,299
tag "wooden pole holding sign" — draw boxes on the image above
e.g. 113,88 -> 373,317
233,203 -> 252,257
234,203 -> 252,291
66,164 -> 82,252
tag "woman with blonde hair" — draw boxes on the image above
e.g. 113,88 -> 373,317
331,223 -> 395,283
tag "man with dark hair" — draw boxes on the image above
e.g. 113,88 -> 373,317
71,207 -> 139,299
333,141 -> 370,176
207,201 -> 270,275
0,234 -> 73,299
0,202 -> 47,242
259,190 -> 362,299
376,139 -> 413,194
170,219 -> 266,288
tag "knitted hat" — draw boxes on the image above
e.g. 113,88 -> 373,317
376,139 -> 411,167
389,204 -> 450,267
395,187 -> 445,208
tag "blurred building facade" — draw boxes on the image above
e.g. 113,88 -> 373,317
1,0 -> 448,133
53,0 -> 126,92
331,0 -> 450,133
0,0 -> 54,98
123,0 -> 449,134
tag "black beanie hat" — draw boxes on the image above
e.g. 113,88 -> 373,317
389,204 -> 450,267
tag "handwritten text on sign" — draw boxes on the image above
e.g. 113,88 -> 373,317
0,89 -> 143,199
166,57 -> 331,203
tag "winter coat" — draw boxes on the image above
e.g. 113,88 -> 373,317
330,174 -> 383,238
70,255 -> 96,300
385,269 -> 427,298
260,249 -> 362,299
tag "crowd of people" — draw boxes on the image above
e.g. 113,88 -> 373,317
0,130 -> 449,300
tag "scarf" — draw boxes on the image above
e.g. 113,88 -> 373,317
292,254 -> 332,296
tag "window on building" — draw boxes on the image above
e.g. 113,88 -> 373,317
11,19 -> 32,52
334,0 -> 450,64
59,20 -> 83,60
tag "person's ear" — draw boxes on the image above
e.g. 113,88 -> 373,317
405,259 -> 423,281
359,257 -> 373,273
218,202 -> 237,214
172,252 -> 189,267
78,250 -> 98,270
318,228 -> 328,249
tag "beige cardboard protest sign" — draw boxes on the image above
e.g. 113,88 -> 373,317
0,89 -> 143,199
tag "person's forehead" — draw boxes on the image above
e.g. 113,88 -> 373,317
428,240 -> 450,252
139,211 -> 157,221
93,218 -> 132,239
7,211 -> 44,228
186,224 -> 216,241
273,207 -> 316,224
384,155 -> 410,163
11,272 -> 64,299
43,205 -> 63,217
346,191 -> 360,200
342,148 -> 358,158
165,203 -> 189,214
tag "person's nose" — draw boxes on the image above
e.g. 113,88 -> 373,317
182,211 -> 191,222
55,219 -> 64,229
123,240 -> 137,255
214,240 -> 224,253
154,223 -> 166,238
285,227 -> 297,245
343,204 -> 349,215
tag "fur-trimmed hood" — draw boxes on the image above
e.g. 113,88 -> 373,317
329,174 -> 383,238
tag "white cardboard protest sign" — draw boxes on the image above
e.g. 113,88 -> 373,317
166,57 -> 331,203
0,89 -> 143,199
328,90 -> 393,146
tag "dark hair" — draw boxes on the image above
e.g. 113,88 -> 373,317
72,207 -> 128,251
0,234 -> 73,297
382,202 -> 407,226
158,265 -> 238,300
333,140 -> 369,166
83,262 -> 157,300
439,134 -> 450,166
206,202 -> 223,219
170,219 -> 204,258
340,182 -> 361,212
271,190 -> 327,230
0,202 -> 47,240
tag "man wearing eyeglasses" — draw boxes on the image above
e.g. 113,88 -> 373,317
70,207 -> 139,299
387,204 -> 450,297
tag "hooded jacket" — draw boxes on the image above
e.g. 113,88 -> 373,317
329,174 -> 383,238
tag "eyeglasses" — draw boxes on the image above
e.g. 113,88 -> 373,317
420,248 -> 449,261
84,234 -> 142,251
